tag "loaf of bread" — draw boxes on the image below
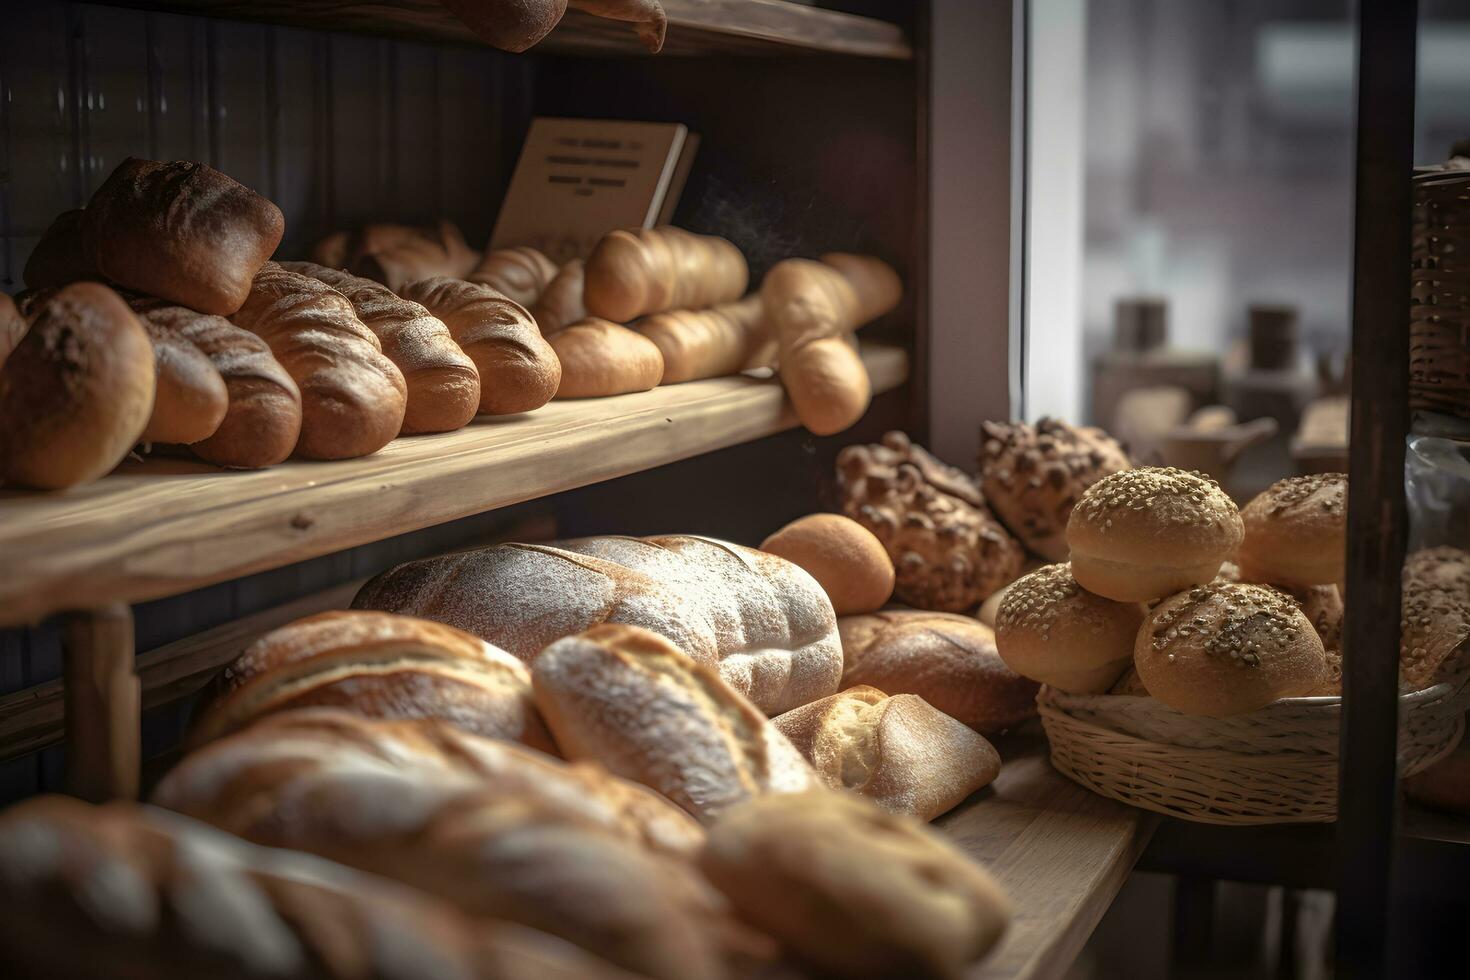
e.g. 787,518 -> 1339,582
532,625 -> 817,823
634,295 -> 772,384
0,294 -> 27,369
978,418 -> 1132,560
760,513 -> 895,615
1135,583 -> 1327,716
232,264 -> 407,459
132,306 -> 230,445
995,563 -> 1144,693
550,318 -> 665,398
191,610 -> 553,752
1066,467 -> 1244,602
353,220 -> 480,292
819,252 -> 903,324
838,608 -> 1039,734
529,258 -> 587,334
353,534 -> 843,714
0,795 -> 625,980
398,276 -> 561,415
1237,473 -> 1347,590
1,282 -> 155,489
838,432 -> 1025,611
468,245 -> 560,307
772,685 -> 1000,821
140,305 -> 303,468
22,209 -> 98,290
155,720 -> 734,980
761,258 -> 871,435
283,262 -> 480,434
80,158 -> 284,315
700,790 -> 1010,979
1400,550 -> 1470,690
584,227 -> 748,322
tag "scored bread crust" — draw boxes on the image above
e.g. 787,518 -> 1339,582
772,685 -> 1000,821
353,534 -> 843,715
531,624 -> 817,824
1066,467 -> 1243,567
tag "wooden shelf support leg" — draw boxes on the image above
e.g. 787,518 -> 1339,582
62,602 -> 140,802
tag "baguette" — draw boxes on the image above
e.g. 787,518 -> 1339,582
634,295 -> 770,384
771,685 -> 1000,821
398,276 -> 561,415
154,718 -> 733,980
0,795 -> 621,980
134,307 -> 231,445
191,610 -> 553,752
531,624 -> 818,823
232,264 -> 406,459
352,534 -> 843,715
1,282 -> 155,489
81,158 -> 284,315
283,262 -> 480,433
700,790 -> 1011,980
354,220 -> 481,292
820,252 -> 903,324
761,257 -> 871,435
549,318 -> 664,398
468,245 -> 560,308
584,227 -> 748,322
529,258 -> 587,334
149,306 -> 303,468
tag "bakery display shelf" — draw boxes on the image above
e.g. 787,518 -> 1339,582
104,0 -> 913,59
942,726 -> 1158,980
0,342 -> 908,630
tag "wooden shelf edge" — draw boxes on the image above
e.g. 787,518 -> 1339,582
0,343 -> 908,628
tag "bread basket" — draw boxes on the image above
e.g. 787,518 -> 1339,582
1036,659 -> 1470,825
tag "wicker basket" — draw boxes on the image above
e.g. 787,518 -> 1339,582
1411,169 -> 1470,420
1037,661 -> 1470,825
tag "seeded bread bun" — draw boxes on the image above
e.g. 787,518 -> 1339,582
760,514 -> 895,615
1066,467 -> 1243,602
1237,473 -> 1346,589
994,563 -> 1144,693
1134,583 -> 1327,717
977,418 -> 1131,560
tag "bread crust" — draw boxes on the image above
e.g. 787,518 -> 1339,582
634,295 -> 769,384
760,513 -> 895,615
469,245 -> 560,307
1237,473 -> 1346,588
548,318 -> 664,398
995,563 -> 1144,694
529,258 -> 588,334
135,309 -> 230,445
584,227 -> 747,323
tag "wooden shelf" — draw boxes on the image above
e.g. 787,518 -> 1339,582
0,343 -> 907,628
108,0 -> 913,59
941,726 -> 1158,980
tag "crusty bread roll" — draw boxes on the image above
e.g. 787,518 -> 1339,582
398,276 -> 561,415
549,317 -> 665,398
352,534 -> 843,715
135,309 -> 230,445
0,796 -> 624,980
0,294 -> 27,369
1,282 -> 155,489
995,563 -> 1144,694
634,295 -> 772,384
232,264 -> 407,459
283,263 -> 480,434
761,257 -> 871,435
838,608 -> 1039,734
22,209 -> 98,291
531,624 -> 818,823
978,418 -> 1132,560
772,685 -> 1000,821
700,790 -> 1010,979
159,709 -> 704,860
81,158 -> 284,315
584,227 -> 748,323
1237,473 -> 1346,589
529,258 -> 587,334
353,220 -> 480,292
191,610 -> 553,752
1066,467 -> 1244,602
760,513 -> 895,615
1135,583 -> 1327,717
141,306 -> 303,469
468,245 -> 560,308
838,432 -> 1025,611
819,252 -> 903,324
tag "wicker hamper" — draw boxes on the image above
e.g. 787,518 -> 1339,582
1037,661 -> 1470,825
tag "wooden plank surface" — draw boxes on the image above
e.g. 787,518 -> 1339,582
940,725 -> 1158,980
0,345 -> 906,628
98,0 -> 913,60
